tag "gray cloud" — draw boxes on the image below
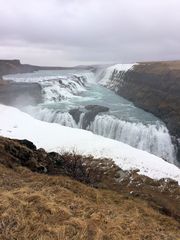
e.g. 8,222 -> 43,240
0,0 -> 180,66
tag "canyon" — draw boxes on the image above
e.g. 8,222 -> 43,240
102,61 -> 180,164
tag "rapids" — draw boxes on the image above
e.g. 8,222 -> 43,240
3,68 -> 176,163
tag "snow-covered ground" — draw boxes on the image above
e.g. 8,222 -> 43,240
0,104 -> 180,184
99,63 -> 136,86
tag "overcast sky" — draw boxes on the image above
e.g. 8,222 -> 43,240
0,0 -> 180,66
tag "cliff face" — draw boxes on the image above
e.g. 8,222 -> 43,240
0,60 -> 42,106
0,81 -> 42,106
0,59 -> 69,106
0,59 -> 76,78
0,59 -> 91,106
0,59 -> 39,78
113,61 -> 180,162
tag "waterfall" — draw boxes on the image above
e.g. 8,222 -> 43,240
27,107 -> 77,128
87,115 -> 175,163
3,72 -> 92,103
99,63 -> 136,89
4,68 -> 177,165
26,106 -> 176,163
41,75 -> 88,103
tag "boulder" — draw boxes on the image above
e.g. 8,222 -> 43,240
69,108 -> 83,124
82,105 -> 109,129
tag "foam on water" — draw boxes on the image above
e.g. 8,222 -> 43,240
25,106 -> 176,163
99,63 -> 136,87
3,68 -> 177,164
3,70 -> 95,103
88,114 -> 175,163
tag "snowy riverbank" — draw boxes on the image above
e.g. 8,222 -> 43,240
0,104 -> 179,184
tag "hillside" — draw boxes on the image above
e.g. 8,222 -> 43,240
0,136 -> 180,240
0,59 -> 92,78
0,60 -> 39,78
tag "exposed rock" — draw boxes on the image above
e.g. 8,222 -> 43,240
0,136 -> 125,183
73,75 -> 87,86
1,152 -> 179,240
0,135 -> 180,221
105,61 -> 180,164
18,139 -> 37,150
69,105 -> 109,128
0,59 -> 39,77
69,108 -> 83,124
0,59 -> 75,78
0,81 -> 43,106
85,105 -> 109,112
82,105 -> 109,129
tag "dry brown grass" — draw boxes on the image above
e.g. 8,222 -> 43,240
0,164 -> 180,240
134,60 -> 180,76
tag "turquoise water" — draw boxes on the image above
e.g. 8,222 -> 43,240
41,83 -> 161,124
3,69 -> 176,163
4,69 -> 161,124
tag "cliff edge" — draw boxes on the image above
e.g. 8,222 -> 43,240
105,61 -> 180,163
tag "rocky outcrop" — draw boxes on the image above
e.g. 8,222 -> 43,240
0,60 -> 41,106
0,60 -> 39,78
0,59 -> 90,107
69,108 -> 83,124
0,59 -> 91,79
0,135 -> 180,220
0,81 -> 42,106
82,105 -> 109,129
84,105 -> 109,112
105,61 -> 180,164
0,136 -> 128,186
69,105 -> 109,128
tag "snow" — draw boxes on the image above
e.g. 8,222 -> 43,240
99,63 -> 136,86
0,104 -> 180,184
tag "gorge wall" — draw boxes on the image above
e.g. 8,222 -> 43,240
111,61 -> 180,162
0,59 -> 76,106
0,60 -> 42,106
0,59 -> 39,77
1,59 -> 180,162
0,59 -> 92,78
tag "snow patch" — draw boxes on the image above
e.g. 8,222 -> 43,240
99,63 -> 136,86
0,104 -> 179,184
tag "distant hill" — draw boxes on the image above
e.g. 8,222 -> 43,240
0,59 -> 95,78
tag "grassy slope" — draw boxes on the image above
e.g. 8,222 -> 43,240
0,163 -> 180,240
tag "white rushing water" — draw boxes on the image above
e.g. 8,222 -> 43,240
25,105 -> 176,163
88,115 -> 175,162
1,104 -> 180,183
3,66 -> 176,164
3,70 -> 94,103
